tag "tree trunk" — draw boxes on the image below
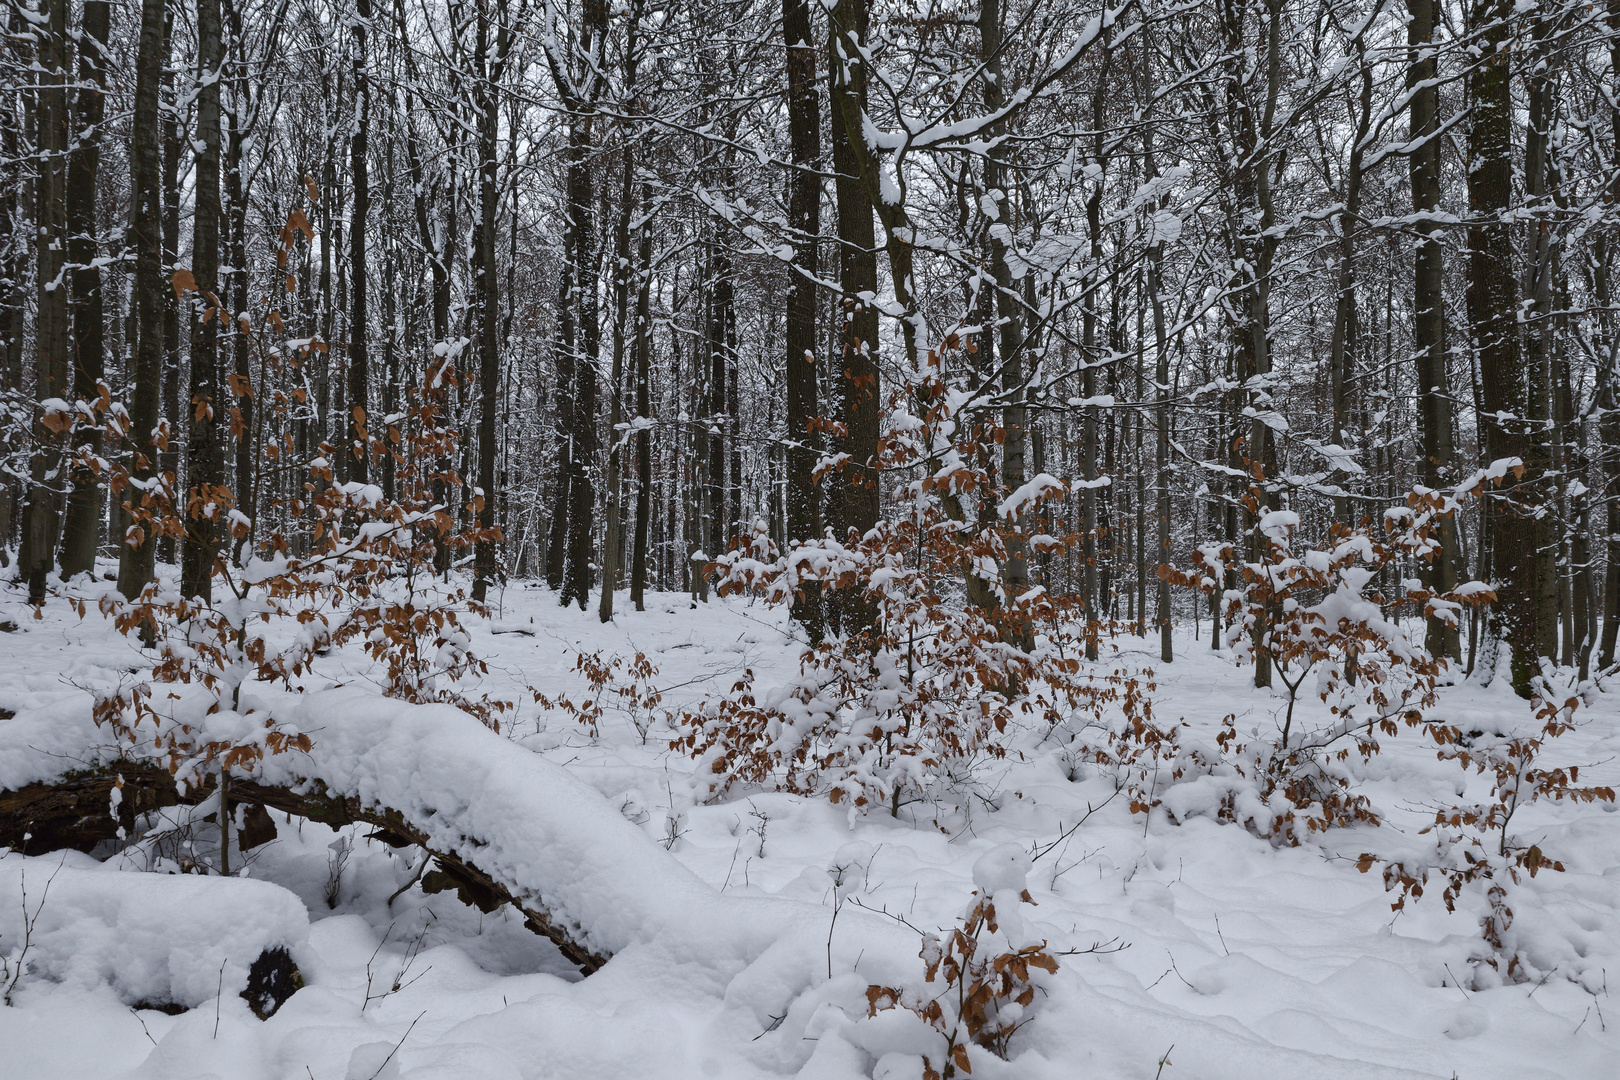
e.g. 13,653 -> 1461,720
981,0 -> 1033,645
182,0 -> 226,603
158,10 -> 181,569
1522,4 -> 1560,674
783,0 -> 823,640
630,188 -> 652,611
1598,0 -> 1620,671
348,0 -> 372,487
1468,0 -> 1540,697
19,0 -> 69,602
59,0 -> 112,580
0,6 -> 26,567
826,0 -> 879,638
1407,0 -> 1461,662
600,124 -> 636,621
118,0 -> 167,607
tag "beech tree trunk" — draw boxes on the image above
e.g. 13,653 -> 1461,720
18,0 -> 69,602
182,0 -> 226,603
630,188 -> 652,611
348,0 -> 372,486
1407,0 -> 1461,663
826,0 -> 879,638
1468,0 -> 1541,697
118,0 -> 167,606
783,0 -> 822,639
158,10 -> 181,569
59,0 -> 111,580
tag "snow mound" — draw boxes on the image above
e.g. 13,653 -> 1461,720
267,688 -> 762,959
0,853 -> 309,1009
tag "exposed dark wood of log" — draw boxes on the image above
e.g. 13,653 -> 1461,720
0,764 -> 607,974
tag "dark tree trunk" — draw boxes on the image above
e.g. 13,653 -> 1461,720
1468,0 -> 1540,697
225,0 -> 257,538
1598,0 -> 1620,671
1407,0 -> 1461,662
471,0 -> 502,603
630,188 -> 652,611
0,7 -> 26,565
783,0 -> 823,640
559,113 -> 597,611
826,0 -> 879,637
982,0 -> 1032,642
19,0 -> 69,602
601,9 -> 642,622
182,0 -> 226,603
348,0 -> 372,486
59,0 -> 112,580
158,11 -> 181,569
117,0 -> 167,605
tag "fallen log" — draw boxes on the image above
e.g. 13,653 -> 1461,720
0,763 -> 607,973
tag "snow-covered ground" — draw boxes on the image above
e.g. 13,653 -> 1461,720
1,572 -> 1617,1079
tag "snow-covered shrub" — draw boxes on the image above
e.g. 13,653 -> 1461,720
1360,684 -> 1615,982
533,649 -> 662,741
676,359 -> 1110,816
1164,486 -> 1491,844
73,205 -> 505,870
866,846 -> 1059,1078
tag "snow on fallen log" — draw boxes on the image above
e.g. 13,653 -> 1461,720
1,684 -> 919,1007
263,687 -> 775,961
0,851 -> 308,1014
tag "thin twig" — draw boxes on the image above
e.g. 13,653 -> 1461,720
368,1011 -> 427,1080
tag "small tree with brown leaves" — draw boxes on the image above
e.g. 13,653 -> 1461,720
676,355 -> 1113,818
1360,685 -> 1615,982
1163,485 -> 1492,843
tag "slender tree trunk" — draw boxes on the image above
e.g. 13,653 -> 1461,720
560,143 -> 598,608
783,0 -> 823,639
1327,46 -> 1370,525
348,0 -> 372,486
1523,5 -> 1560,672
471,0 -> 501,603
600,128 -> 636,620
981,0 -> 1034,645
59,0 -> 112,580
1598,0 -> 1620,671
158,11 -> 181,568
1469,0 -> 1539,697
118,0 -> 167,606
19,0 -> 70,602
1408,0 -> 1461,662
225,0 -> 254,537
182,0 -> 226,603
826,0 -> 879,637
630,189 -> 652,611
0,7 -> 27,566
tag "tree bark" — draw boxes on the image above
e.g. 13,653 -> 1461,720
117,0 -> 168,606
158,10 -> 181,569
1468,0 -> 1540,697
1407,0 -> 1461,662
630,188 -> 652,611
826,0 -> 879,638
182,0 -> 226,603
470,0 -> 501,604
59,0 -> 112,580
18,0 -> 70,602
783,0 -> 823,640
348,0 -> 373,486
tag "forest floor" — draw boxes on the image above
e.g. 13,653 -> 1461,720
1,570 -> 1617,1079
